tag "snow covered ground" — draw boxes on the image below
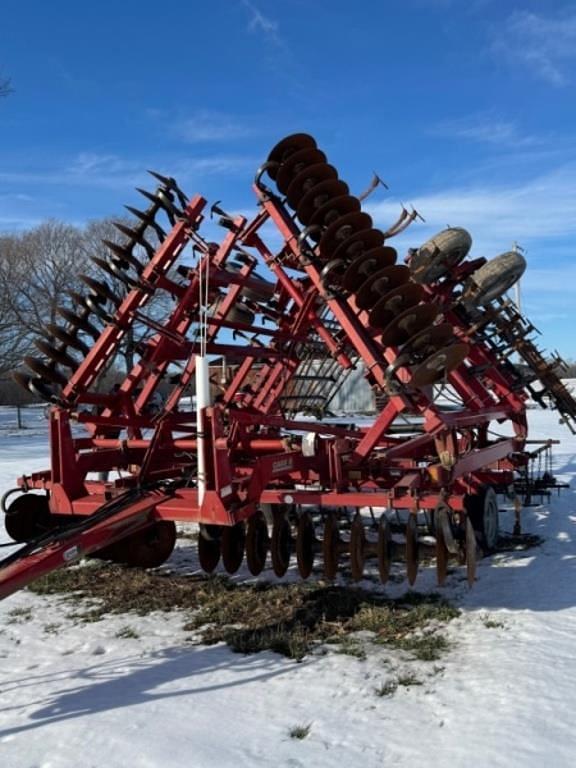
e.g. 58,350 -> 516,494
1,408 -> 576,767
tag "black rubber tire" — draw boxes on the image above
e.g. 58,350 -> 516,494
411,227 -> 472,283
4,493 -> 52,542
467,251 -> 526,306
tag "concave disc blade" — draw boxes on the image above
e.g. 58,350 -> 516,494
406,515 -> 419,586
342,247 -> 398,292
221,522 -> 246,575
409,342 -> 469,388
267,133 -> 318,179
380,303 -> 439,347
286,163 -> 339,209
349,514 -> 366,581
296,179 -> 350,225
368,283 -> 423,328
308,194 -> 361,229
332,228 -> 386,262
276,147 -> 328,194
355,265 -> 410,310
318,212 -> 373,260
296,511 -> 316,579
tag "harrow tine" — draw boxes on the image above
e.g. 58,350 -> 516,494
357,172 -> 388,202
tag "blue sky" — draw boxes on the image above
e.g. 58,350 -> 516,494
1,0 -> 576,355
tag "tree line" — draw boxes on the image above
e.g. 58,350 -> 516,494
0,218 -> 169,405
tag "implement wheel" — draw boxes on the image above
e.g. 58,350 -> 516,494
3,492 -> 52,542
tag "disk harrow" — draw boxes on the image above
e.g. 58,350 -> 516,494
2,132 -> 574,600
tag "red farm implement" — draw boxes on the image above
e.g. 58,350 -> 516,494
2,133 -> 575,599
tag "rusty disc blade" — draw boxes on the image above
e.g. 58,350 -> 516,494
318,212 -> 373,260
246,511 -> 269,576
409,342 -> 469,388
322,511 -> 341,580
56,307 -> 100,339
33,338 -> 78,371
296,179 -> 350,225
267,133 -> 318,179
466,517 -> 477,587
308,194 -> 361,229
369,283 -> 424,329
11,371 -> 33,393
320,258 -> 348,295
124,521 -> 177,569
221,522 -> 246,575
355,265 -> 411,310
381,303 -> 439,347
28,377 -> 61,404
276,148 -> 328,194
406,516 -> 419,586
342,247 -> 398,292
350,514 -> 366,581
332,228 -> 386,262
286,163 -> 339,209
435,504 -> 453,586
46,324 -> 90,356
377,515 -> 393,584
402,322 -> 454,359
296,511 -> 316,579
23,357 -> 67,387
271,514 -> 292,577
198,528 -> 221,573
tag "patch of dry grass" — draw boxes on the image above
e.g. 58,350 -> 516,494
28,562 -> 460,661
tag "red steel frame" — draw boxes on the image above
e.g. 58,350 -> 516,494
11,183 -> 529,534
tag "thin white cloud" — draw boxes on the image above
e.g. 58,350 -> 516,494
173,110 -> 254,143
365,162 -> 576,262
492,9 -> 576,86
431,113 -> 539,148
241,0 -> 282,46
0,152 -> 256,189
